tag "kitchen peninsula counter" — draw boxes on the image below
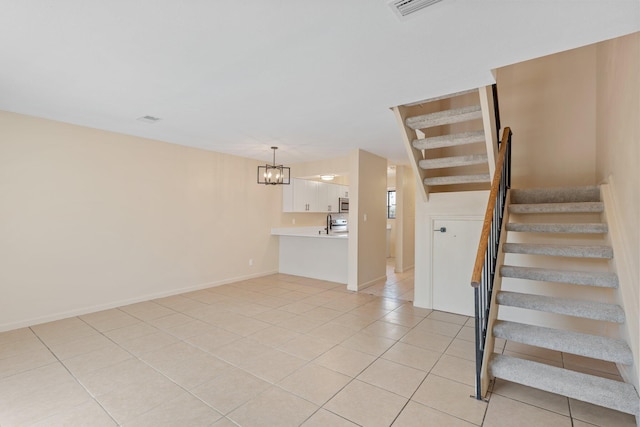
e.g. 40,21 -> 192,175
271,227 -> 348,239
271,227 -> 348,284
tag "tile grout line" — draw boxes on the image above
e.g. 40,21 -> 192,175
28,323 -> 121,426
70,312 -> 234,424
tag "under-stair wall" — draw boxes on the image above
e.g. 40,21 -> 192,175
394,86 -> 498,311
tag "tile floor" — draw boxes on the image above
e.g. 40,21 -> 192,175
361,259 -> 414,302
0,270 -> 636,426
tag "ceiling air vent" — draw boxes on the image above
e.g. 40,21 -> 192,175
137,115 -> 161,124
388,0 -> 444,19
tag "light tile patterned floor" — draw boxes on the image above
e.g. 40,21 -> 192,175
0,269 -> 636,426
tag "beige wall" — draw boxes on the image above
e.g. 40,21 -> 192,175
396,165 -> 415,273
495,35 -> 639,385
290,156 -> 350,180
348,149 -> 387,290
0,111 -> 281,331
595,32 -> 639,387
495,45 -> 608,334
497,45 -> 598,188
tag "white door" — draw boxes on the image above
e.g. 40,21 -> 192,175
432,219 -> 483,316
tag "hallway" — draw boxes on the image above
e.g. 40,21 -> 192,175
361,258 -> 414,302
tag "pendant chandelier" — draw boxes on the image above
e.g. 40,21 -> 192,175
257,146 -> 290,185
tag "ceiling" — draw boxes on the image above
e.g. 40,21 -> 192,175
1,1 -> 638,166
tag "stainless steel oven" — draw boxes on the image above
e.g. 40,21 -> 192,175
330,218 -> 348,233
339,198 -> 349,213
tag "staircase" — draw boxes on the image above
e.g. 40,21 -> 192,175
391,85 -> 639,419
486,185 -> 639,418
392,86 -> 499,200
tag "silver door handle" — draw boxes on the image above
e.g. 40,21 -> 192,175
433,227 -> 446,232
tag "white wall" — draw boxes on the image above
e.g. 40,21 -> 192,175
595,32 -> 640,388
414,191 -> 488,308
0,111 -> 281,331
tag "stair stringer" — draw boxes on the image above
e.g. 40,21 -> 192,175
392,105 -> 429,202
479,190 -> 512,398
479,85 -> 498,179
601,183 -> 639,392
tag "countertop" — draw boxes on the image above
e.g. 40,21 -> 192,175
271,227 -> 348,239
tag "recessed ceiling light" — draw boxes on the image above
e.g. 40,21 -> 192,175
137,115 -> 161,124
320,175 -> 335,181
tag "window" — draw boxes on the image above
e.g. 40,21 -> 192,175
387,190 -> 396,219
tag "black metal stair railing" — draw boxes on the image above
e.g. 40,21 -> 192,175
470,127 -> 512,400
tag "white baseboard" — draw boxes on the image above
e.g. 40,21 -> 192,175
412,296 -> 432,310
0,270 -> 278,332
357,275 -> 387,291
395,264 -> 415,274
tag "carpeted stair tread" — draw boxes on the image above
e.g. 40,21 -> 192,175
496,291 -> 625,323
406,105 -> 482,130
510,186 -> 601,204
412,130 -> 486,150
419,154 -> 488,170
503,243 -> 613,258
509,202 -> 604,214
500,265 -> 618,288
425,174 -> 490,186
493,320 -> 633,365
506,223 -> 608,234
489,354 -> 640,416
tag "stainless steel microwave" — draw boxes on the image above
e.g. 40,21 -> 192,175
339,198 -> 349,213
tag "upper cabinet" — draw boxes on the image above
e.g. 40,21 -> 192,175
283,178 -> 348,213
293,179 -> 319,212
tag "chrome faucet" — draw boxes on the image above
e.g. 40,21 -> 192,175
326,214 -> 332,234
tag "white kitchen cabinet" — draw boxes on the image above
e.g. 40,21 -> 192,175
291,179 -> 320,212
317,182 -> 329,212
325,183 -> 340,212
283,179 -> 349,213
319,182 -> 344,213
320,183 -> 349,212
282,181 -> 294,212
